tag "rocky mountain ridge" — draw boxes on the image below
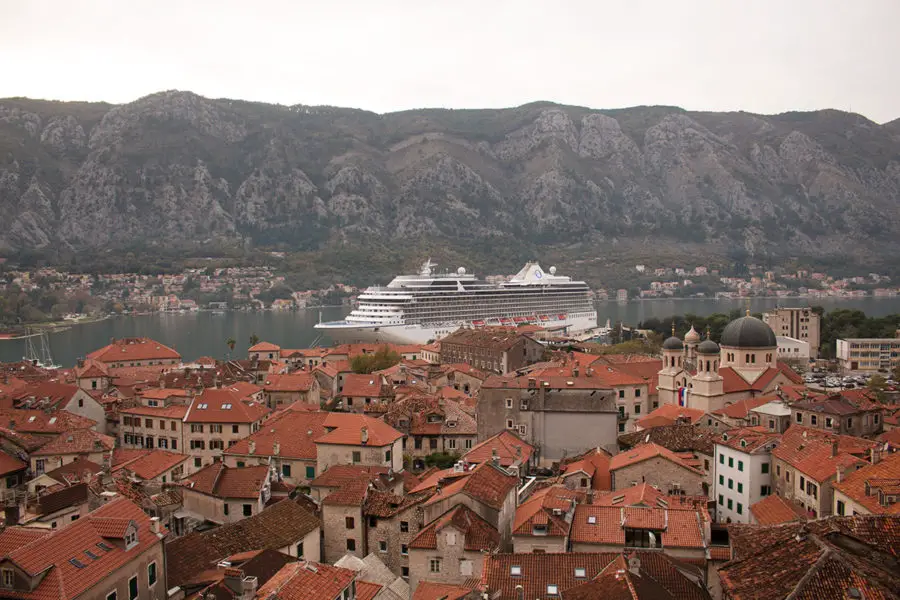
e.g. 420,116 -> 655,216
1,92 -> 899,263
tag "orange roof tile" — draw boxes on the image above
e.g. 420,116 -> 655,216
423,462 -> 517,511
3,498 -> 163,600
561,448 -> 612,491
32,429 -> 114,457
263,372 -> 316,392
0,527 -> 49,557
636,405 -> 705,429
609,443 -> 703,475
113,449 -> 189,480
249,342 -> 281,352
355,581 -> 382,600
339,374 -> 391,398
183,463 -> 270,499
184,388 -> 270,424
315,412 -> 402,447
462,430 -> 534,467
73,359 -> 109,379
410,504 -> 500,551
120,403 -> 188,419
571,504 -> 706,548
322,479 -> 370,506
0,450 -> 27,476
256,561 -> 355,600
0,409 -> 97,434
749,494 -> 808,525
513,486 -> 584,537
138,387 -> 191,400
87,337 -> 181,363
226,410 -> 329,460
831,453 -> 900,515
771,426 -> 877,482
712,395 -> 779,419
412,581 -> 475,600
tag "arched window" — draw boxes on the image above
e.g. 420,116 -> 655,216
706,360 -> 710,372
751,354 -> 756,364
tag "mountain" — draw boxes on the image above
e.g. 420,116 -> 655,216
1,91 -> 899,267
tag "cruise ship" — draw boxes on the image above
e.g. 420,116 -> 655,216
314,260 -> 597,344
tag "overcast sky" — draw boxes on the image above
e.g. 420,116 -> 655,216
2,0 -> 897,122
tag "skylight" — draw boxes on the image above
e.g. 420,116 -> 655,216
587,516 -> 597,524
574,568 -> 586,578
197,403 -> 208,409
510,565 -> 522,576
97,542 -> 113,552
84,550 -> 100,560
222,403 -> 232,409
28,416 -> 36,422
49,417 -> 57,424
547,584 -> 559,596
69,558 -> 87,569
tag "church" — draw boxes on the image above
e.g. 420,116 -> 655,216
657,313 -> 803,412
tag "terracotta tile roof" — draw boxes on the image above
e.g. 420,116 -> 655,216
711,395 -> 778,419
440,328 -> 531,351
563,552 -> 712,600
424,461 -> 518,511
480,552 -> 618,600
12,382 -> 84,411
322,479 -> 370,506
618,425 -> 716,456
771,426 -> 876,482
0,409 -> 96,434
364,489 -> 433,518
591,483 -> 702,510
249,342 -> 282,352
412,581 -> 476,600
483,373 -> 616,391
513,486 -> 584,537
462,430 -> 534,467
571,504 -> 707,549
385,395 -> 477,437
263,372 -> 316,392
73,359 -> 109,379
408,466 -> 472,494
410,504 -> 500,551
0,527 -> 49,557
2,498 -> 163,600
609,443 -> 702,475
32,429 -> 114,457
0,449 -> 27,476
120,403 -> 189,418
310,464 -> 390,489
113,449 -> 189,480
603,359 -> 662,395
831,453 -> 900,515
87,336 -> 181,363
225,410 -> 328,460
138,387 -> 191,400
355,580 -> 382,600
166,498 -> 321,588
718,362 -> 802,394
636,405 -> 706,429
749,494 -> 808,525
182,548 -> 298,600
793,392 -> 882,416
561,448 -> 612,491
442,363 -> 492,381
715,427 -> 782,453
183,463 -> 270,499
256,561 -> 354,600
339,373 -> 391,399
721,516 -> 900,600
315,412 -> 402,447
184,388 -> 270,423
529,363 -> 648,387
41,458 -> 103,485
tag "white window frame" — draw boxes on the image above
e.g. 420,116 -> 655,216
147,561 -> 157,587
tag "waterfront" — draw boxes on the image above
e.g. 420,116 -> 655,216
1,297 -> 899,367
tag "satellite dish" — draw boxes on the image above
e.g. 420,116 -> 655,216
549,266 -> 557,275
457,267 -> 466,275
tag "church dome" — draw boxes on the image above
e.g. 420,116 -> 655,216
684,325 -> 701,343
697,339 -> 720,354
662,336 -> 683,350
720,315 -> 777,348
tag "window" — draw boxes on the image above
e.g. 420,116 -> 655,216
836,500 -> 846,516
379,541 -> 387,552
429,558 -> 441,573
233,425 -> 240,434
465,439 -> 473,449
826,417 -> 833,428
191,424 -> 204,433
236,461 -> 245,468
306,466 -> 315,479
738,460 -> 744,472
719,454 -> 724,465
506,419 -> 514,429
847,418 -> 853,428
719,475 -> 724,485
401,544 -> 408,556
737,503 -> 743,515
618,389 -> 625,398
209,440 -> 224,450
760,485 -> 771,496
352,451 -> 361,463
171,438 -> 178,450
796,413 -> 803,424
800,475 -> 806,489
618,423 -> 625,433
727,499 -> 733,510
762,463 -> 769,474
400,521 -> 409,533
145,419 -> 153,428
401,567 -> 409,578
737,483 -> 743,493
635,388 -> 641,397
347,539 -> 356,551
447,439 -> 456,450
776,465 -> 781,476
728,479 -> 733,489
148,562 -> 157,586
506,398 -> 513,409
2,569 -> 13,588
633,404 -> 641,415
786,471 -> 790,482
297,542 -> 304,558
429,439 -> 438,450
242,504 -> 252,516
728,457 -> 733,468
874,414 -> 880,425
210,424 -> 223,433
106,593 -> 117,600
190,440 -> 205,450
346,517 -> 355,529
547,585 -> 559,596
129,576 -> 138,600
194,457 -> 202,468
171,421 -> 177,431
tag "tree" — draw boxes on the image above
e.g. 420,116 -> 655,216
867,374 -> 887,402
351,346 -> 402,374
226,338 -> 236,355
249,333 -> 260,346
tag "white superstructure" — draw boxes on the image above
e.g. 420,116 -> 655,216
315,260 -> 597,344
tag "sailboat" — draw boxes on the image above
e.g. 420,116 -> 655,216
22,328 -> 61,369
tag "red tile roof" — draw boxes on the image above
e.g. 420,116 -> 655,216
591,483 -> 704,510
12,382 -> 83,411
711,395 -> 779,419
41,458 -> 103,485
2,498 -> 163,600
571,504 -> 707,549
256,561 -> 355,600
410,504 -> 500,551
183,463 -> 270,499
310,464 -> 391,489
636,405 -> 706,429
138,387 -> 191,400
120,403 -> 189,418
315,412 -> 402,447
87,337 -> 181,363
412,581 -> 475,600
831,453 -> 900,515
715,427 -> 782,453
184,388 -> 271,423
32,429 -> 115,457
355,581 -> 382,600
0,450 -> 27,476
322,479 -> 370,506
408,467 -> 471,494
249,342 -> 281,352
423,462 -> 518,511
73,359 -> 109,379
0,527 -> 49,557
513,486 -> 584,537
339,373 -> 391,398
113,449 -> 189,480
480,552 -> 617,600
263,372 -> 316,392
0,408 -> 96,434
749,494 -> 808,525
462,430 -> 534,467
771,426 -> 876,482
561,448 -> 612,491
226,410 -> 329,460
609,443 -> 702,475
718,362 -> 803,394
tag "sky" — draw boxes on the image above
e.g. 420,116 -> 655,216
1,0 -> 898,123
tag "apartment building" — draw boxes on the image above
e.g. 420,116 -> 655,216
832,452 -> 900,516
713,428 -> 781,523
87,336 -> 182,368
385,395 -> 477,468
120,397 -> 189,454
314,413 -> 404,474
30,429 -> 115,475
181,463 -> 272,524
609,443 -> 706,496
836,337 -> 900,372
791,393 -> 884,437
262,372 -> 321,408
439,328 -> 544,374
763,307 -> 820,358
183,387 -> 271,470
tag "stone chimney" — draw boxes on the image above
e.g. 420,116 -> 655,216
150,516 -> 162,535
361,427 -> 369,444
627,555 -> 641,576
573,366 -> 579,378
836,464 -> 845,484
491,448 -> 500,466
248,440 -> 256,455
4,504 -> 20,526
870,446 -> 882,465
272,440 -> 280,456
831,440 -> 839,457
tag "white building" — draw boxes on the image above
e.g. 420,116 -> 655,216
713,428 -> 781,524
776,335 -> 810,364
836,338 -> 900,373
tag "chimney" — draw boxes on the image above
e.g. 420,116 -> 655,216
361,427 -> 369,444
831,440 -> 838,457
272,440 -> 280,456
248,440 -> 256,455
4,504 -> 20,526
836,464 -> 845,484
627,555 -> 641,576
223,569 -> 245,595
573,366 -> 579,378
491,448 -> 500,466
150,516 -> 162,535
241,576 -> 258,600
870,447 -> 881,465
